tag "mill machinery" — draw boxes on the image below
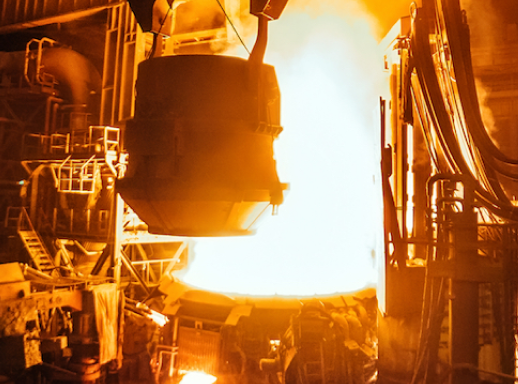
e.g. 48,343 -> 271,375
1,0 -> 517,383
378,0 -> 518,383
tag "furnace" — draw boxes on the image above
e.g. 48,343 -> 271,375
0,0 -> 517,383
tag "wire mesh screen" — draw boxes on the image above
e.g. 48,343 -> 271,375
177,326 -> 220,375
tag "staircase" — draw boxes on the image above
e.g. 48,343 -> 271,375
19,230 -> 56,275
7,207 -> 58,277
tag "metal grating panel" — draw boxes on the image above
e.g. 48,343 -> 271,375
177,326 -> 220,375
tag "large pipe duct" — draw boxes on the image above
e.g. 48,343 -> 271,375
117,54 -> 286,236
38,47 -> 101,111
0,46 -> 101,112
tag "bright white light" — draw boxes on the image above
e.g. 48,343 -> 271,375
147,309 -> 168,327
178,0 -> 384,296
179,371 -> 217,384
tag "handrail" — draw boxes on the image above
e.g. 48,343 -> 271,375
81,155 -> 97,169
131,257 -> 180,284
56,155 -> 72,189
80,155 -> 97,178
36,207 -> 75,275
24,37 -> 57,86
50,133 -> 70,154
19,207 -> 36,233
130,242 -> 187,285
71,126 -> 120,154
155,345 -> 178,382
4,206 -> 22,229
103,126 -> 120,151
56,155 -> 96,193
130,257 -> 180,265
80,155 -> 97,192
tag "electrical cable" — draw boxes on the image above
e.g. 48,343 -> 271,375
412,15 -> 464,175
147,1 -> 174,59
157,1 -> 174,36
409,4 -> 518,381
439,0 -> 518,166
433,1 -> 518,184
431,0 -> 518,213
433,0 -> 518,219
411,80 -> 442,172
148,1 -> 251,58
412,8 -> 518,222
214,0 -> 251,55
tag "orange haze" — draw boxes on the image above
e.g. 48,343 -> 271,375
176,0 -> 409,296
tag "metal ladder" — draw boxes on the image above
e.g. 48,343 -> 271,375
7,207 -> 58,277
296,313 -> 328,384
301,342 -> 326,384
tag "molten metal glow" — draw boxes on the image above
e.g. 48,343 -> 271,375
147,309 -> 169,327
178,0 -> 384,296
179,371 -> 217,384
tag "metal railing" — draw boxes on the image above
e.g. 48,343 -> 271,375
22,132 -> 70,157
70,126 -> 120,155
24,37 -> 57,87
155,345 -> 178,383
131,257 -> 182,285
57,155 -> 97,193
